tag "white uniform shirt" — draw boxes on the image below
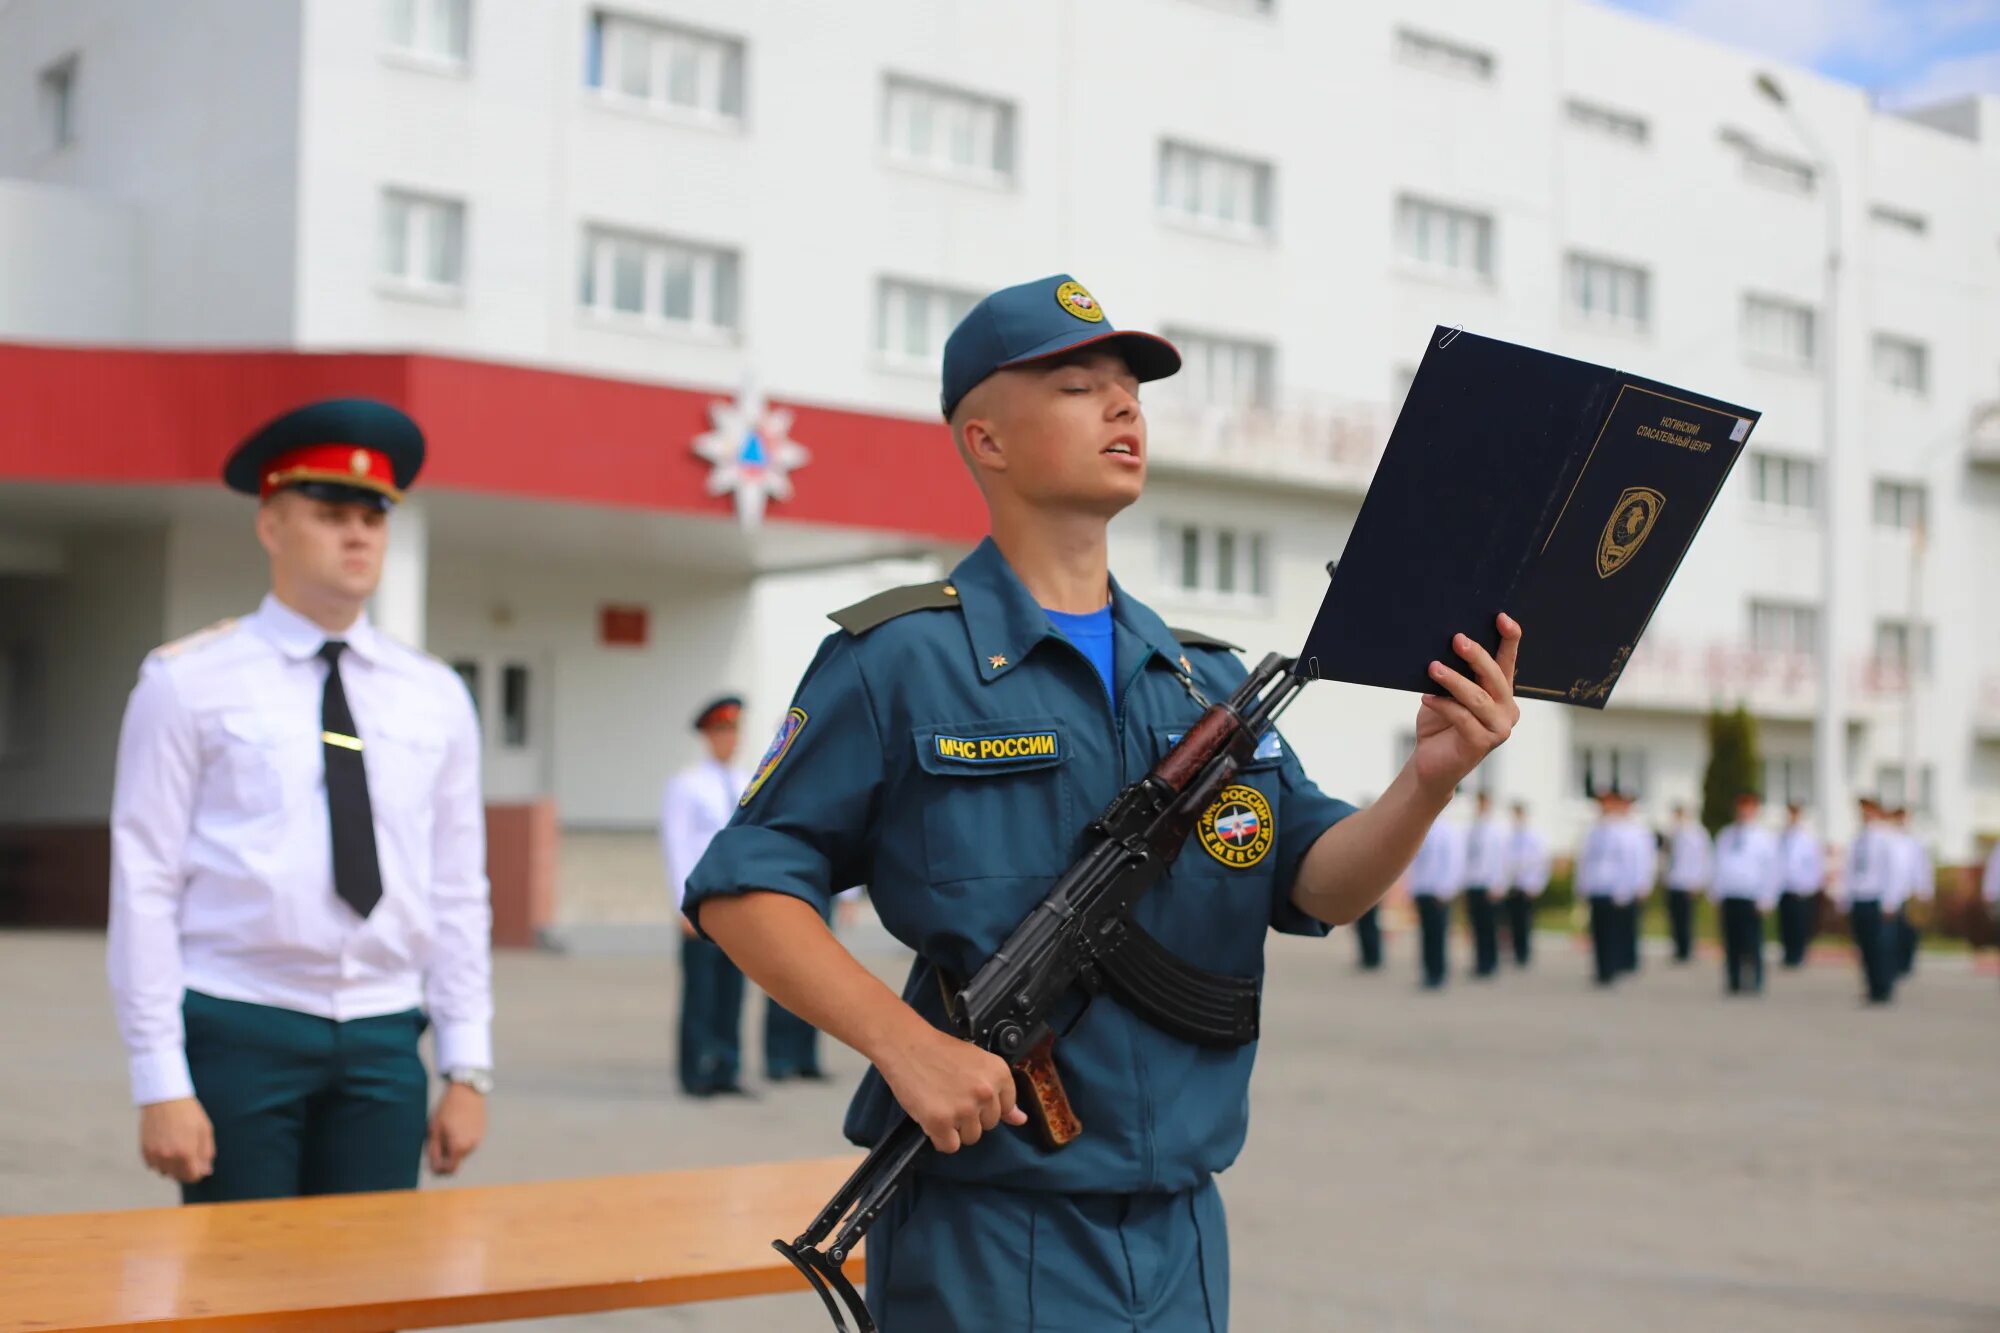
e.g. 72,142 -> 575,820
106,595 -> 491,1107
660,757 -> 750,908
1711,821 -> 1780,907
1576,816 -> 1651,903
1664,823 -> 1713,892
1843,823 -> 1895,903
1887,832 -> 1933,910
1464,816 -> 1510,891
1982,843 -> 2000,905
1779,825 -> 1825,895
1408,819 -> 1467,900
1506,825 -> 1551,896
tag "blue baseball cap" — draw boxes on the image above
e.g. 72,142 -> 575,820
939,274 -> 1180,420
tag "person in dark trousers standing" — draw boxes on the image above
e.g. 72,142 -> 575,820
1503,801 -> 1548,966
1461,791 -> 1507,978
661,696 -> 753,1097
1661,804 -> 1711,964
1576,788 -> 1647,987
1775,802 -> 1825,968
1887,806 -> 1931,979
1351,904 -> 1385,970
1408,808 -> 1468,988
1842,796 -> 1898,1004
1709,790 -> 1778,996
107,399 -> 491,1203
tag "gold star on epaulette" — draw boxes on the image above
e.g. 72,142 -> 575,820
989,654 -> 1008,670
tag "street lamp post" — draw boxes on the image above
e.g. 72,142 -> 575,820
1755,71 -> 1844,837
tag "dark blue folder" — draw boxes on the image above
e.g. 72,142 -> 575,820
1300,328 -> 1759,709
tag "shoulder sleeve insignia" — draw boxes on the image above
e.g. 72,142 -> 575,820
1167,626 -> 1244,653
155,618 -> 241,660
829,580 -> 964,636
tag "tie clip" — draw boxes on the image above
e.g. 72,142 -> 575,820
321,731 -> 364,751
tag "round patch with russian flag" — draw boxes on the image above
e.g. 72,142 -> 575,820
741,707 -> 808,806
1197,783 -> 1274,869
1054,280 -> 1105,323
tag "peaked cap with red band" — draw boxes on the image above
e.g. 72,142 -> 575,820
692,694 -> 745,731
223,398 -> 426,510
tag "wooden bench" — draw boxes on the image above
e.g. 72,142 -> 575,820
0,1156 -> 863,1331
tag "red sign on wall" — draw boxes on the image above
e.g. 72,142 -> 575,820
599,604 -> 648,647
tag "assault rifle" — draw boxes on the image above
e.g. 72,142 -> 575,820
777,652 -> 1308,1332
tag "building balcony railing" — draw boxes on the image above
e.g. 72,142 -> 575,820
1144,396 -> 1388,494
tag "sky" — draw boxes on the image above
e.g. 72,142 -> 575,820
1600,0 -> 2000,106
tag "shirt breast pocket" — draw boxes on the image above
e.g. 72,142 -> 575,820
911,716 -> 1073,885
364,718 -> 448,815
199,711 -> 305,815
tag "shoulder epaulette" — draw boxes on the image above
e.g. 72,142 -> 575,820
1168,626 -> 1244,653
830,580 -> 964,636
154,618 -> 241,660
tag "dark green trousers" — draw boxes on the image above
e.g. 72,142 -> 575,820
181,990 -> 429,1205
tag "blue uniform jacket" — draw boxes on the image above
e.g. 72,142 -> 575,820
685,537 -> 1354,1195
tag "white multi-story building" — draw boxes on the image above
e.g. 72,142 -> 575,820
2,0 -> 1996,927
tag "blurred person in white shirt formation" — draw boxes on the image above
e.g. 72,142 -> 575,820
1982,840 -> 2000,968
107,400 -> 490,1203
1775,801 -> 1826,968
661,696 -> 755,1097
1576,788 -> 1651,987
1886,806 -> 1933,979
1407,805 -> 1468,989
1503,801 -> 1549,967
1660,803 -> 1712,965
1709,790 -> 1779,996
1461,790 -> 1509,978
1842,796 -> 1899,1005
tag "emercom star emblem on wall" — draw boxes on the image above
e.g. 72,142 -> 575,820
692,379 -> 811,530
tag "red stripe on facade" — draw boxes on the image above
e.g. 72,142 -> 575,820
0,342 -> 987,542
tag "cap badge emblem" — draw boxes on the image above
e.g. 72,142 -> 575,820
349,450 -> 371,476
1055,280 -> 1105,324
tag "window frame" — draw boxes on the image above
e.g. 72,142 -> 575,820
578,225 -> 742,339
1395,194 -> 1496,283
1745,450 -> 1820,518
382,0 -> 472,71
1871,479 -> 1927,533
1563,251 -> 1651,334
1156,139 -> 1277,241
586,10 -> 747,128
377,188 -> 468,298
1741,293 -> 1817,371
1871,332 -> 1929,397
1394,27 -> 1496,81
1156,520 -> 1273,609
879,74 -> 1016,185
1158,326 -> 1279,411
1563,97 -> 1649,146
875,277 -> 979,372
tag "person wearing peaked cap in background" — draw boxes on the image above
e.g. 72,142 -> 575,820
1710,790 -> 1779,996
662,695 -> 754,1098
1661,803 -> 1712,965
1407,803 -> 1467,989
681,273 -> 1523,1330
1776,802 -> 1825,968
107,398 -> 491,1203
1577,787 -> 1647,987
1886,807 -> 1932,979
1461,790 -> 1508,978
1842,796 -> 1898,1005
1503,801 -> 1549,967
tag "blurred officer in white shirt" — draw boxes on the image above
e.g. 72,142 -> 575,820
1661,803 -> 1712,965
1886,806 -> 1932,979
1503,801 -> 1549,967
1462,791 -> 1509,978
1775,802 -> 1825,968
1408,808 -> 1467,989
1710,790 -> 1779,996
1842,796 -> 1899,1004
107,399 -> 490,1203
1577,788 -> 1649,987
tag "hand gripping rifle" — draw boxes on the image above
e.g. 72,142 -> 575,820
776,653 -> 1308,1332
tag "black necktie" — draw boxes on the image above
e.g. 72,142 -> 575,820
319,641 -> 383,918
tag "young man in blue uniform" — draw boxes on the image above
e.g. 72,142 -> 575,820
685,275 -> 1521,1330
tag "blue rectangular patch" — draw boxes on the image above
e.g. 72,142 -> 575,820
1168,731 -> 1283,762
934,731 -> 1063,765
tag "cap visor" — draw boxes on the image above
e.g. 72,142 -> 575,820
998,328 -> 1181,383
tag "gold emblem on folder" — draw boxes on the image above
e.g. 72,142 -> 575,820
1596,487 -> 1665,579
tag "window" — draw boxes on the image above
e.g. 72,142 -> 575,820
1747,451 -> 1818,514
1158,522 -> 1270,603
1872,480 -> 1926,531
1873,619 -> 1934,678
1748,600 -> 1818,655
39,56 -> 77,149
1395,28 -> 1495,80
1873,334 -> 1928,395
1157,140 -> 1274,237
501,662 -> 530,748
1575,746 -> 1647,800
881,76 -> 1014,181
378,190 -> 466,293
1762,756 -> 1814,808
1160,328 -> 1276,410
1740,143 -> 1815,194
1564,98 -> 1648,145
1875,764 -> 1934,815
579,228 -> 739,334
1742,295 -> 1816,368
586,11 -> 744,124
1869,204 -> 1927,236
449,659 -> 481,716
1396,196 -> 1494,281
877,278 -> 976,369
1565,253 -> 1650,333
384,0 -> 470,66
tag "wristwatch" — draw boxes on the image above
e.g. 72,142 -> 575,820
442,1066 -> 494,1096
